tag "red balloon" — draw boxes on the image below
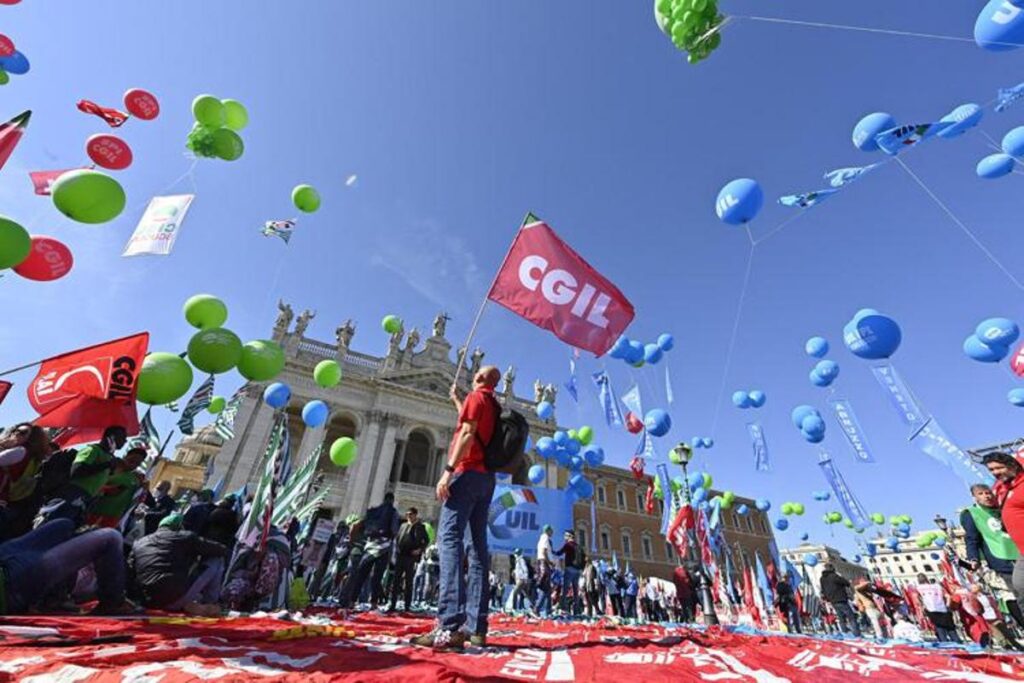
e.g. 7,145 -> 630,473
123,88 -> 159,120
625,411 -> 644,434
13,236 -> 73,281
0,1 -> 22,5
1011,343 -> 1024,377
0,35 -> 14,58
86,134 -> 133,170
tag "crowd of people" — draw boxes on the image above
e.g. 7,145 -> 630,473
3,368 -> 1024,656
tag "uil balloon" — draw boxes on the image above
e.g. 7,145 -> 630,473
1008,388 -> 1024,407
657,333 -> 675,351
976,317 -> 1019,347
809,368 -> 831,388
755,498 -> 771,512
814,360 -> 840,382
844,311 -> 902,359
302,400 -> 329,427
715,178 -> 763,225
263,382 -> 291,409
536,401 -> 554,420
644,409 -> 672,437
977,153 -> 1016,179
732,391 -> 752,408
791,405 -> 817,429
536,437 -> 556,458
775,519 -> 789,531
748,390 -> 766,408
583,446 -> 605,468
643,343 -> 663,364
937,103 -> 983,139
976,0 -> 1024,51
1004,126 -> 1024,157
964,334 -> 1009,363
852,112 -> 896,152
805,336 -> 829,358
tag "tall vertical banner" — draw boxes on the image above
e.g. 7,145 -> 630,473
486,483 -> 574,558
747,421 -> 770,472
656,463 -> 673,536
487,216 -> 635,356
122,194 -> 195,257
870,363 -> 929,438
828,397 -> 875,463
818,451 -> 870,529
913,420 -> 994,487
591,370 -> 623,427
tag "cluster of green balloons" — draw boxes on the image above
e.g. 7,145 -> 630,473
710,490 -> 736,509
330,436 -> 357,467
186,94 -> 248,161
568,425 -> 594,446
915,531 -> 942,548
314,359 -> 342,388
780,502 -> 806,516
292,184 -> 321,213
382,314 -> 403,335
51,169 -> 126,224
654,0 -> 723,64
890,514 -> 913,526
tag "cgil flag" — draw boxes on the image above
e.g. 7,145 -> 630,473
0,110 -> 30,173
176,375 -> 214,435
486,214 -> 635,356
29,168 -> 81,196
122,194 -> 195,257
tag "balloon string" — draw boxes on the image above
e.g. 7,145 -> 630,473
896,156 -> 1024,293
735,14 -> 1005,47
978,129 -> 1003,153
751,210 -> 806,246
710,232 -> 756,436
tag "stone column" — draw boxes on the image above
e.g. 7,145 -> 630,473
343,411 -> 384,517
367,420 -> 402,507
390,439 -> 409,489
295,423 -> 324,465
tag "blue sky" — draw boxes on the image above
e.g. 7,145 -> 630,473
1,1 -> 1022,556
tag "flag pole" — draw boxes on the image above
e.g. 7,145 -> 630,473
450,212 -> 536,392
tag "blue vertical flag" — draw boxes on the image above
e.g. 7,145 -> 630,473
870,363 -> 929,438
665,366 -> 674,406
592,370 -> 623,427
827,397 -> 875,463
747,421 -> 770,472
564,355 -> 578,403
818,451 -> 870,529
913,419 -> 994,487
656,463 -> 673,536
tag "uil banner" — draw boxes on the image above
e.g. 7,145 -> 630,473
828,397 -> 875,463
818,451 -> 870,529
747,421 -> 770,472
122,194 -> 195,257
870,363 -> 929,438
912,419 -> 994,487
486,483 -> 573,558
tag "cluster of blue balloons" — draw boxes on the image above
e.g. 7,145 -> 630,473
263,382 -> 291,408
977,127 -> 1024,179
853,105 -> 982,154
690,436 -> 714,449
805,336 -> 829,358
976,0 -> 1024,52
644,408 -> 672,437
792,405 -> 826,443
843,309 -> 901,360
731,389 -> 766,409
535,430 -> 605,474
715,178 -> 764,225
810,360 -> 840,388
567,472 -> 595,499
609,332 -> 674,368
963,317 -> 1019,363
811,490 -> 831,501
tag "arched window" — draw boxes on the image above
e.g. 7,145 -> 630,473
621,531 -> 633,558
616,489 -> 626,511
399,431 -> 433,486
641,534 -> 653,561
599,525 -> 611,552
577,527 -> 588,551
597,485 -> 607,506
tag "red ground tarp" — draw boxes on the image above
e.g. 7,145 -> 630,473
0,612 -> 1021,682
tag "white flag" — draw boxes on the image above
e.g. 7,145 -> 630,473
122,194 -> 195,257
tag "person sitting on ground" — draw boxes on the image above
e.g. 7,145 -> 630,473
222,525 -> 293,612
143,480 -> 178,535
0,517 -> 135,615
182,489 -> 216,534
85,447 -> 147,529
202,496 -> 240,550
0,423 -> 54,539
129,513 -> 227,616
38,426 -> 126,525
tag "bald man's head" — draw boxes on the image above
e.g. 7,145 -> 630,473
475,365 -> 500,389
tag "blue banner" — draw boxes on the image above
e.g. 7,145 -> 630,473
818,451 -> 870,529
592,370 -> 623,427
486,484 -> 574,558
747,421 -> 770,472
621,383 -> 642,416
912,419 -> 994,488
656,463 -> 673,536
870,363 -> 930,438
828,397 -> 875,463
564,357 -> 578,403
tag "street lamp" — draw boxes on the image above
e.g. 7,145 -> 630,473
933,515 -> 948,533
670,442 -> 719,627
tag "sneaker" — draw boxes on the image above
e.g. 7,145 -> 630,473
469,633 -> 487,647
411,629 -> 440,647
433,628 -> 468,650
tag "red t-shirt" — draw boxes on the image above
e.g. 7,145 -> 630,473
997,473 -> 1024,550
450,387 -> 497,474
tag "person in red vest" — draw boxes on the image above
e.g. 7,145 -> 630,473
984,452 -> 1024,607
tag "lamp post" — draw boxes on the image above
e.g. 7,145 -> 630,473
671,442 -> 719,626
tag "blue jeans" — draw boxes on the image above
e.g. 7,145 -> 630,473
561,566 -> 580,614
168,558 -> 224,609
437,470 -> 495,634
831,601 -> 861,636
0,519 -> 125,612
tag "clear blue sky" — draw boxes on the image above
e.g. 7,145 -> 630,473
1,1 -> 1021,556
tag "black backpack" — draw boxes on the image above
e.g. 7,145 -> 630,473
573,545 -> 587,570
478,394 -> 530,473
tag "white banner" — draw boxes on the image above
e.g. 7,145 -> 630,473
122,194 -> 194,256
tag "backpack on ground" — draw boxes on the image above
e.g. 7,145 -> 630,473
479,394 -> 529,474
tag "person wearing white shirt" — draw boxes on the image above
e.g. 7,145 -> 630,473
534,525 -> 555,616
915,574 -> 960,643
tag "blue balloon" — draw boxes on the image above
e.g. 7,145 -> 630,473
852,112 -> 896,152
755,498 -> 771,512
715,178 -> 764,225
775,519 -> 789,531
644,409 -> 672,437
809,369 -> 831,387
528,464 -> 545,484
791,405 -> 817,429
802,430 -> 825,445
691,487 -> 708,504
805,336 -> 829,358
625,340 -> 645,364
577,478 -> 594,499
536,401 -> 554,420
568,473 -> 584,490
732,391 -> 752,408
1004,127 -> 1024,157
934,536 -> 947,548
564,438 -> 581,456
897,522 -> 911,533
1009,388 -> 1024,407
553,430 -> 569,447
976,0 -> 1024,52
977,153 -> 1016,179
536,437 -> 556,457
583,446 -> 605,468
609,336 -> 630,359
690,436 -> 703,448
844,313 -> 902,360
736,503 -> 749,515
687,471 -> 704,490
815,360 -> 840,381
555,449 -> 571,468
568,454 -> 584,472
301,400 -> 329,427
886,537 -> 900,550
0,51 -> 29,75
657,333 -> 675,352
801,413 -> 825,435
701,437 -> 714,448
263,382 -> 290,409
964,334 -> 1009,363
976,317 -> 1020,347
748,390 -> 766,408
643,343 -> 663,364
803,552 -> 818,566
938,103 -> 983,139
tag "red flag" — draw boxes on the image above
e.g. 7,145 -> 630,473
29,168 -> 81,196
76,99 -> 129,127
0,379 -> 10,406
667,503 -> 694,558
487,216 -> 635,356
28,332 -> 149,443
0,110 -> 30,173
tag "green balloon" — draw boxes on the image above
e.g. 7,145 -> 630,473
292,184 -> 321,213
237,339 -> 285,381
330,437 -> 357,467
382,315 -> 403,335
222,99 -> 249,131
871,512 -> 885,525
781,502 -> 794,516
51,169 -> 126,224
137,352 -> 193,406
722,490 -> 735,503
0,69 -> 8,86
192,94 -> 225,128
314,359 -> 342,388
187,328 -> 243,375
702,472 -> 712,490
0,216 -> 31,269
793,503 -> 805,516
567,429 -> 579,442
207,396 -> 226,414
211,128 -> 244,161
183,294 -> 228,330
577,425 -> 594,445
843,518 -> 854,528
